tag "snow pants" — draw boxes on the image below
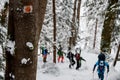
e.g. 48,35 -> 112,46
69,59 -> 75,68
76,60 -> 81,70
42,54 -> 47,63
58,56 -> 64,63
98,72 -> 104,80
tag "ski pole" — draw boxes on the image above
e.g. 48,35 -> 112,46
92,72 -> 94,80
106,72 -> 108,80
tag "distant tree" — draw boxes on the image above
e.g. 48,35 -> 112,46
93,18 -> 98,49
40,0 -> 74,50
81,0 -> 108,49
0,53 -> 4,80
56,0 -> 74,49
69,0 -> 81,47
0,2 -> 9,27
101,0 -> 119,53
113,44 -> 120,66
5,0 -> 47,80
0,2 -> 8,79
74,0 -> 81,46
111,3 -> 120,47
53,0 -> 56,63
0,2 -> 8,44
69,0 -> 77,47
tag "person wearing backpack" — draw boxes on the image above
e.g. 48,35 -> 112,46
93,59 -> 109,80
57,45 -> 64,63
41,46 -> 49,63
67,47 -> 75,68
75,48 -> 86,70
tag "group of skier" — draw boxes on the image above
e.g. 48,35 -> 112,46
40,44 -> 86,70
56,45 -> 86,70
40,44 -> 109,80
67,47 -> 86,70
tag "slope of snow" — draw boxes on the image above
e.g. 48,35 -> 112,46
37,50 -> 120,80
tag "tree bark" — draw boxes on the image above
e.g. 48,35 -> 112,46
93,18 -> 98,49
5,0 -> 47,80
5,0 -> 15,80
74,0 -> 81,45
69,0 -> 81,47
113,44 -> 120,66
77,0 -> 81,26
69,0 -> 77,47
52,0 -> 56,63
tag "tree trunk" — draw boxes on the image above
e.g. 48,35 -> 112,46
5,0 -> 47,80
69,0 -> 81,47
93,18 -> 98,49
52,0 -> 56,63
74,0 -> 81,45
77,0 -> 81,26
113,44 -> 120,66
100,0 -> 118,53
5,0 -> 15,80
69,0 -> 77,47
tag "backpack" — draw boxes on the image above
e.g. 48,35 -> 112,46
98,60 -> 105,72
42,48 -> 48,55
57,49 -> 63,56
67,52 -> 74,59
75,53 -> 80,60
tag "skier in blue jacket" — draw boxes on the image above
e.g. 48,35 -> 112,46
93,60 -> 109,80
41,46 -> 49,63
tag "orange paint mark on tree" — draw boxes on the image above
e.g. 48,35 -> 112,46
24,5 -> 33,13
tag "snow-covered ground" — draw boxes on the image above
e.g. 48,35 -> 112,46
37,50 -> 120,80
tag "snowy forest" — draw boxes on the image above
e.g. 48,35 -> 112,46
0,0 -> 120,80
